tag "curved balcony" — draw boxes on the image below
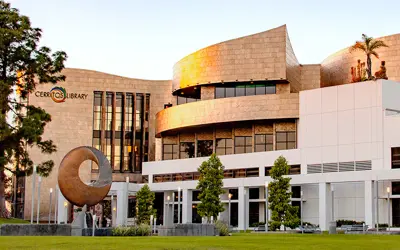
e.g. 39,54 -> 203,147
156,93 -> 299,137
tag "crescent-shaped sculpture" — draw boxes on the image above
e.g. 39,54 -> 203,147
58,146 -> 112,207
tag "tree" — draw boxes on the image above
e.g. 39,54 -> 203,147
349,34 -> 388,80
135,184 -> 156,225
196,154 -> 225,222
0,1 -> 67,217
268,156 -> 299,230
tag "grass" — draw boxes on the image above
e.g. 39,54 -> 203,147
0,233 -> 400,250
0,218 -> 29,225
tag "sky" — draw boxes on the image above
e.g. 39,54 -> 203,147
8,0 -> 400,80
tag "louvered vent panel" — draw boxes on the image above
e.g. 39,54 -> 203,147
307,164 -> 322,174
322,163 -> 338,173
339,162 -> 355,172
355,161 -> 372,171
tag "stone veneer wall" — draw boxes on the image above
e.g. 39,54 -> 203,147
200,86 -> 215,100
300,64 -> 321,91
321,33 -> 400,87
286,30 -> 301,93
25,68 -> 171,221
172,25 -> 288,91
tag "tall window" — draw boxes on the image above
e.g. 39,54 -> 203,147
93,92 -> 102,131
124,94 -> 134,171
105,92 -> 113,131
135,94 -> 144,172
104,131 -> 112,163
216,138 -> 232,156
197,140 -> 213,157
163,144 -> 178,160
180,142 -> 195,159
392,147 -> 400,169
92,92 -> 102,172
113,93 -> 123,171
276,131 -> 296,150
215,82 -> 276,99
234,136 -> 252,154
254,134 -> 273,152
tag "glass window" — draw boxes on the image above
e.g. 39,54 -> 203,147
216,138 -> 233,156
392,148 -> 400,169
236,85 -> 245,97
114,131 -> 122,171
246,85 -> 255,96
92,130 -> 101,171
125,93 -> 134,131
180,142 -> 195,159
249,188 -> 259,199
104,131 -> 112,163
115,93 -> 123,131
136,94 -> 143,132
197,140 -> 213,157
392,182 -> 400,195
163,144 -> 178,160
105,92 -> 113,131
235,136 -> 252,154
266,84 -> 276,94
215,87 -> 225,99
225,87 -> 235,97
255,85 -> 266,95
177,96 -> 186,105
124,132 -> 132,171
93,92 -> 102,131
255,134 -> 273,152
276,131 -> 296,150
291,186 -> 301,198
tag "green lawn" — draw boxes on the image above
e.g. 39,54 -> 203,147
0,218 -> 29,225
0,234 -> 400,250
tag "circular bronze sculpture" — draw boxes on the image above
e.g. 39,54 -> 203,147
58,146 -> 112,207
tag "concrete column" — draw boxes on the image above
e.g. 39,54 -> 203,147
364,180 -> 375,228
111,196 -> 117,227
163,191 -> 173,226
116,188 -> 126,226
238,186 -> 249,230
182,189 -> 192,223
318,182 -> 332,231
57,191 -> 67,224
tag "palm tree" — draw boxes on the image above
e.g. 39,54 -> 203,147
349,34 -> 388,80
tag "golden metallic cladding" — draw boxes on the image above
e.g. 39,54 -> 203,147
155,93 -> 299,137
58,147 -> 111,207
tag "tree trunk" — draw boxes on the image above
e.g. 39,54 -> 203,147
367,55 -> 372,79
0,169 -> 7,218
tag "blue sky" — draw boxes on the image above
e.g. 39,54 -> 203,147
9,0 -> 400,80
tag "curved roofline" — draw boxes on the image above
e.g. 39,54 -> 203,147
321,32 -> 400,64
172,24 -> 287,68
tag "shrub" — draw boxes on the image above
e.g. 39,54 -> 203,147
336,220 -> 365,227
112,224 -> 151,236
215,220 -> 229,236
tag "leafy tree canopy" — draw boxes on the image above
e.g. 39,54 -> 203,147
0,0 -> 67,217
135,184 -> 156,225
196,154 -> 225,222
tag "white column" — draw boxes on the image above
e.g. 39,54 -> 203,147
238,186 -> 248,230
57,191 -> 67,224
364,180 -> 375,228
182,189 -> 192,224
318,182 -> 332,231
163,191 -> 173,226
111,195 -> 117,227
116,188 -> 126,226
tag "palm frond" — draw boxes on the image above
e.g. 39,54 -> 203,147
349,42 -> 367,53
362,34 -> 373,47
369,40 -> 389,51
370,50 -> 379,59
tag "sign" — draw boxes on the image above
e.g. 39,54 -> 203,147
35,86 -> 88,103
